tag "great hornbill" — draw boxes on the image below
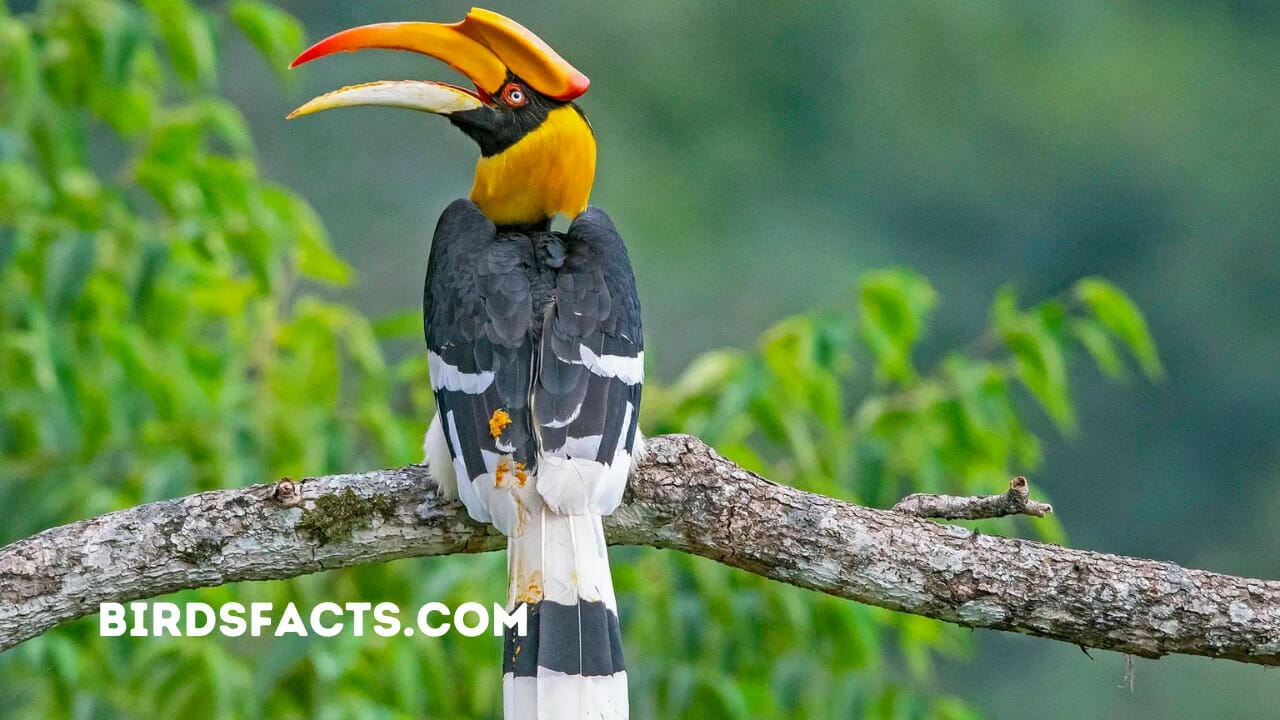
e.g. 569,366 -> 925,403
288,8 -> 642,720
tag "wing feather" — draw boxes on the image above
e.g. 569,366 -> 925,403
424,200 -> 538,525
533,208 -> 643,516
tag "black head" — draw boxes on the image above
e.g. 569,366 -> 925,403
450,76 -> 579,157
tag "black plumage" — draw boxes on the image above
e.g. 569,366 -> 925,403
535,208 -> 643,464
423,199 -> 642,486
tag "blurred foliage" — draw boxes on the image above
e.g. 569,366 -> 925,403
0,1 -> 1162,719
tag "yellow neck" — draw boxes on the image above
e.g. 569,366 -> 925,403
469,105 -> 596,227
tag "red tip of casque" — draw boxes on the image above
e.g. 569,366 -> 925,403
556,71 -> 590,102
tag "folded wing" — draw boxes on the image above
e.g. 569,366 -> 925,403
533,207 -> 644,515
424,199 -> 538,528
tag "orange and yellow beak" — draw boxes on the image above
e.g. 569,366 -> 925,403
287,8 -> 589,120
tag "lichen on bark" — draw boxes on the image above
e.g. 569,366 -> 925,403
294,487 -> 395,545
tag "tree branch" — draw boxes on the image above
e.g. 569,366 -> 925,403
893,476 -> 1054,519
2,435 -> 1278,665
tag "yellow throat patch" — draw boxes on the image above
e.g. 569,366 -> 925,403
469,105 -> 596,226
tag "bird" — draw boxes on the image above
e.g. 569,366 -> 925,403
288,9 -> 642,719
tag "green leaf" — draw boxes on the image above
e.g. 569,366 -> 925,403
1004,321 -> 1076,433
44,232 -> 96,316
230,0 -> 304,79
0,18 -> 39,131
1074,277 -> 1164,380
142,0 -> 218,90
263,188 -> 350,285
0,227 -> 13,271
932,696 -> 984,720
859,268 -> 936,384
990,283 -> 1019,333
201,99 -> 254,157
667,348 -> 748,402
344,316 -> 386,376
1069,317 -> 1126,380
95,84 -> 157,137
84,0 -> 144,89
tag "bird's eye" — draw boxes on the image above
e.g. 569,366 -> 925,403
501,83 -> 528,108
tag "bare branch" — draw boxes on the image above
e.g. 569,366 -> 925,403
2,435 -> 1278,666
892,476 -> 1054,519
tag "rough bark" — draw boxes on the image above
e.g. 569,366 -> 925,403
893,476 -> 1054,519
2,435 -> 1278,665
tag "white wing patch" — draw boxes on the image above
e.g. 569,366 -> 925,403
444,409 -> 492,523
428,350 -> 496,393
555,433 -> 603,460
536,401 -> 636,516
540,400 -> 583,428
579,346 -> 644,384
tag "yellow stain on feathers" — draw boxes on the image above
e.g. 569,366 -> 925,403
488,408 -> 511,438
515,569 -> 544,604
512,493 -> 527,536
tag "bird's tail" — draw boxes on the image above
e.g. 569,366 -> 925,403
503,505 -> 627,720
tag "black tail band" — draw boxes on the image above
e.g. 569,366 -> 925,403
504,599 -> 625,677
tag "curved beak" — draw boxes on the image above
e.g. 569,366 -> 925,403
286,80 -> 485,120
287,9 -> 589,120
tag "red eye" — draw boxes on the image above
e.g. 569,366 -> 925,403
501,83 -> 528,108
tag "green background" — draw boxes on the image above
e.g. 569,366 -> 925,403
2,0 -> 1277,718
